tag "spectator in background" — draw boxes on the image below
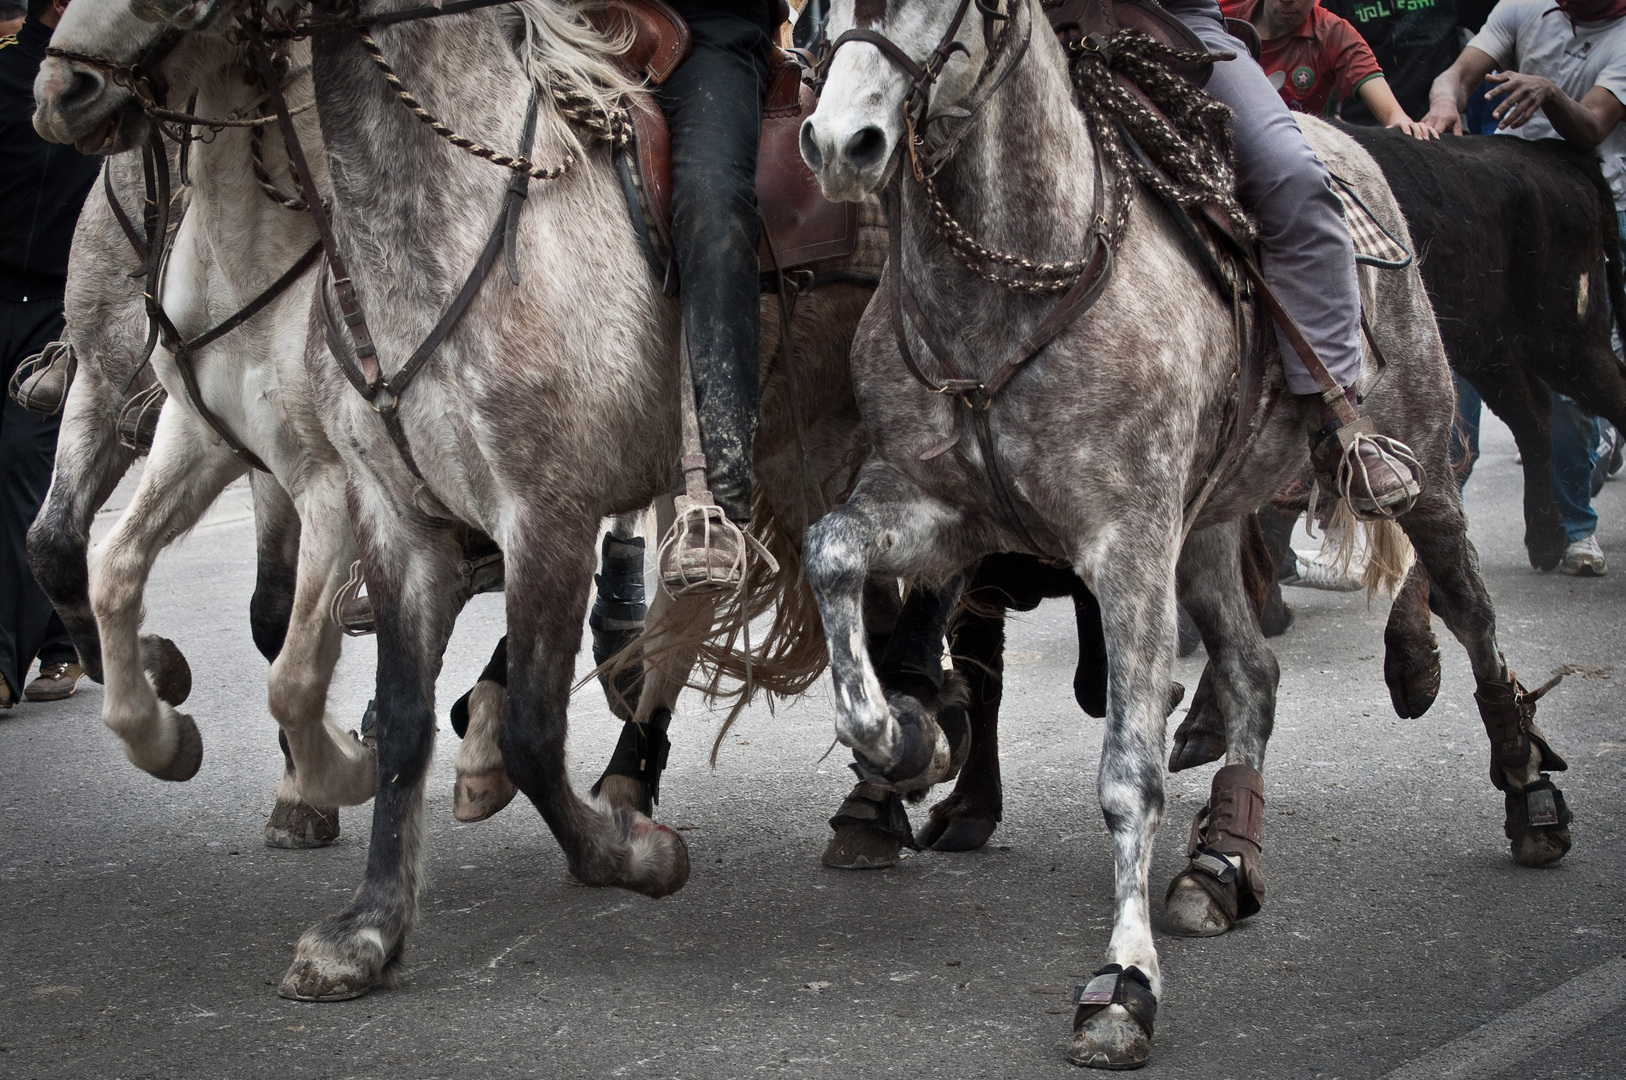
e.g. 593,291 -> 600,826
1425,0 -> 1626,575
1323,0 -> 1472,125
0,1 -> 24,36
1223,0 -> 1439,135
1,0 -> 101,709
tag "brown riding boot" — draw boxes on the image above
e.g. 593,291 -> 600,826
1306,388 -> 1422,519
658,497 -> 747,593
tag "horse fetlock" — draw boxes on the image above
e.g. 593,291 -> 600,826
138,633 -> 192,706
290,726 -> 378,808
609,809 -> 690,898
280,920 -> 396,1002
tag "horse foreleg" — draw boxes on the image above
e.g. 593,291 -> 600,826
270,473 -> 375,808
25,361 -> 138,683
499,517 -> 689,899
1399,482 -> 1573,866
1066,523 -> 1178,1071
279,505 -> 463,1001
88,404 -> 244,780
1162,521 -> 1278,938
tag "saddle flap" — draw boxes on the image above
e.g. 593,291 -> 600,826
1044,0 -> 1212,86
756,51 -> 859,272
591,0 -> 692,85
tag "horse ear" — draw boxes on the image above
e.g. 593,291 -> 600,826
130,0 -> 218,30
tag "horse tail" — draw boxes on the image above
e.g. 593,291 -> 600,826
1360,518 -> 1414,600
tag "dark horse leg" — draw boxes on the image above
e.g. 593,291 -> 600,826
1470,368 -> 1567,571
1162,520 -> 1279,937
1399,474 -> 1574,866
279,510 -> 473,1001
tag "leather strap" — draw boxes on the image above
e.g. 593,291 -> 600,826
104,166 -> 151,276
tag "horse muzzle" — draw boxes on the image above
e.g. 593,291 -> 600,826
800,111 -> 899,203
33,59 -> 146,155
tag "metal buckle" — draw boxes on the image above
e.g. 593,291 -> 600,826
1189,846 -> 1238,884
1525,786 -> 1560,827
1072,972 -> 1119,1007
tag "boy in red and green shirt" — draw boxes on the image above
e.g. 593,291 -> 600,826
1221,0 -> 1437,136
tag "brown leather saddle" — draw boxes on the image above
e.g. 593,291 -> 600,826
1043,0 -> 1215,85
593,0 -> 858,288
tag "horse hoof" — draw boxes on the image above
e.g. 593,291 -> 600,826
148,709 -> 203,782
1511,824 -> 1572,866
618,814 -> 689,898
821,822 -> 901,869
278,956 -> 375,1002
139,633 -> 191,706
1160,873 -> 1233,937
926,816 -> 997,852
264,799 -> 339,848
1065,1005 -> 1152,1070
1526,523 -> 1568,572
1386,662 -> 1441,719
453,768 -> 518,822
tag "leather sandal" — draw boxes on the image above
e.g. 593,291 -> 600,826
1067,964 -> 1157,1069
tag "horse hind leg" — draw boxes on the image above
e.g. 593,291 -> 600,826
451,636 -> 517,822
1161,521 -> 1279,939
499,515 -> 689,900
915,589 -> 1005,853
1398,484 -> 1573,866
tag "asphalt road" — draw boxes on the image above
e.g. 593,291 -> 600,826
2,414 -> 1623,1080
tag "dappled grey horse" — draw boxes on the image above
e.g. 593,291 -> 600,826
802,0 -> 1571,1066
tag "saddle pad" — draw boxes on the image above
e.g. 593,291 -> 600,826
1329,172 -> 1412,269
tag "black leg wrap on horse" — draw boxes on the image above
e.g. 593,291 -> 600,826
1474,663 -> 1567,791
829,780 -> 920,850
590,533 -> 647,719
590,706 -> 673,814
1503,774 -> 1573,864
450,636 -> 508,739
1068,965 -> 1157,1069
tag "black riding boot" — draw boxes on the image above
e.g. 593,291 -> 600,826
655,12 -> 771,526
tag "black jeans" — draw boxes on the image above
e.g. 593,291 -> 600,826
1,295 -> 75,699
655,12 -> 769,524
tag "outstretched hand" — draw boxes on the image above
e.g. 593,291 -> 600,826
1484,71 -> 1557,130
1420,101 -> 1464,136
1389,116 -> 1440,140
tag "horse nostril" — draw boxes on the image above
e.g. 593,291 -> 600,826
844,126 -> 887,171
799,119 -> 824,172
59,68 -> 105,112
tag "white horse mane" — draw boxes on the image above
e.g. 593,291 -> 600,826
506,0 -> 642,130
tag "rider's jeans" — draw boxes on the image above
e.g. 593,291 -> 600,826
655,12 -> 770,524
1160,0 -> 1365,396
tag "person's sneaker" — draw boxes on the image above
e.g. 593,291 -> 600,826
1283,549 -> 1365,592
1559,536 -> 1608,577
24,661 -> 84,702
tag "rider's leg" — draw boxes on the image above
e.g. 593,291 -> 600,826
655,14 -> 771,527
1165,0 -> 1421,515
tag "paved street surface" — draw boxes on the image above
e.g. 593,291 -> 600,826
2,416 -> 1623,1080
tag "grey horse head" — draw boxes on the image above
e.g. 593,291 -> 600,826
800,0 -> 1014,201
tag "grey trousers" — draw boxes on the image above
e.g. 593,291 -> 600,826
1161,0 -> 1364,395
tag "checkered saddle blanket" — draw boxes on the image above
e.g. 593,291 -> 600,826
1329,171 -> 1412,269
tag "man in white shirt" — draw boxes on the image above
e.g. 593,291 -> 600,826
1423,0 -> 1626,575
